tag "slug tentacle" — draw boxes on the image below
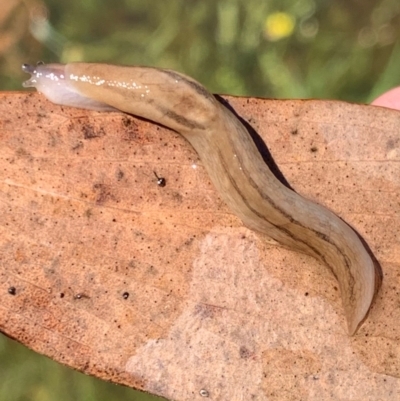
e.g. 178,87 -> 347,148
22,62 -> 381,335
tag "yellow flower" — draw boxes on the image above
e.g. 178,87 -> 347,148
264,12 -> 295,41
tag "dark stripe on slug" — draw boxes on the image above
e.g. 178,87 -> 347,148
243,169 -> 356,296
225,132 -> 355,279
154,103 -> 206,130
216,146 -> 356,294
160,70 -> 215,101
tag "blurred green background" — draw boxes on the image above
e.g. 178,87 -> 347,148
1,0 -> 400,400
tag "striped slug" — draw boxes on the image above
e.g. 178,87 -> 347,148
22,62 -> 381,334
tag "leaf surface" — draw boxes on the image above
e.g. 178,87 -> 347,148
0,92 -> 399,400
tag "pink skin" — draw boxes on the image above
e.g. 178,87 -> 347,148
371,86 -> 400,111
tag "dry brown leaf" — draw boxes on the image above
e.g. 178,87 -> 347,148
0,92 -> 399,400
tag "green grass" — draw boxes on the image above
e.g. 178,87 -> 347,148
0,335 -> 164,401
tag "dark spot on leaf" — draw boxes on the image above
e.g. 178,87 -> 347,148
8,287 -> 16,295
239,345 -> 252,359
116,169 -> 124,180
82,124 -> 105,139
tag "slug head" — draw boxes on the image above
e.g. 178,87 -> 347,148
22,62 -> 115,111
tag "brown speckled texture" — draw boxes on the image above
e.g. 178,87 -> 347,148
0,92 -> 399,400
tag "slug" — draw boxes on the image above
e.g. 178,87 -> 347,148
22,62 -> 381,335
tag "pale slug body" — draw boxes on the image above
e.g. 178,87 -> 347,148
22,62 -> 381,335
